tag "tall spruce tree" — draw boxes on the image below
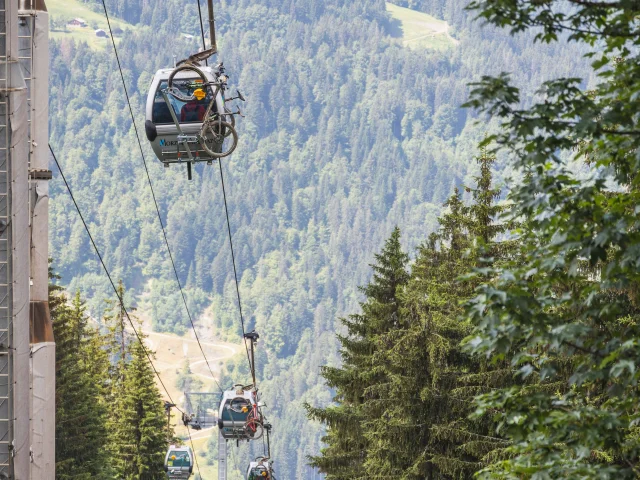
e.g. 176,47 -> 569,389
362,151 -> 512,479
108,326 -> 168,479
105,282 -> 169,479
306,228 -> 409,479
54,287 -> 111,479
423,150 -> 513,477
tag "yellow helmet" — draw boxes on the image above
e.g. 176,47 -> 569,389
193,88 -> 206,101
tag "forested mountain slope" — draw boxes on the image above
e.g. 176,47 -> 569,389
49,0 -> 591,476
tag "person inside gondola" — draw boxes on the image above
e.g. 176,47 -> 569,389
180,99 -> 206,122
172,452 -> 191,467
180,86 -> 208,122
248,467 -> 270,479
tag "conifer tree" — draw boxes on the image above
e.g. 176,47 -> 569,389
54,287 -> 111,479
306,228 -> 409,479
108,325 -> 168,479
423,150 -> 512,477
362,151 -> 512,479
104,281 -> 169,479
466,147 -> 505,247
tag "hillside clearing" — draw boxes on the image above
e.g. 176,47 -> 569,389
47,0 -> 132,49
386,2 -> 458,50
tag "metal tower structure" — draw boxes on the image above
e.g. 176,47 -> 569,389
218,430 -> 227,480
0,1 -> 51,478
20,1 -> 53,478
0,0 -> 30,477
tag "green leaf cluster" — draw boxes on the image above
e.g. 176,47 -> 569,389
461,0 -> 640,477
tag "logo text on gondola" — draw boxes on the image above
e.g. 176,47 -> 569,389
159,138 -> 216,147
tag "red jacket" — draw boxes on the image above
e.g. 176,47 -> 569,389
181,102 -> 205,122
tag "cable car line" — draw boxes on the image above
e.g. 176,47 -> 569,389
61,1 -> 273,475
51,144 -> 203,479
218,161 -> 256,385
100,0 -> 224,395
49,144 -> 177,406
192,4 -> 279,476
193,0 -> 256,386
186,425 -> 202,475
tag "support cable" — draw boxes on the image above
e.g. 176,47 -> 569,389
194,0 -> 272,472
99,0 -> 223,394
218,161 -> 255,385
50,144 -> 176,406
186,424 -> 202,473
51,144 -> 202,478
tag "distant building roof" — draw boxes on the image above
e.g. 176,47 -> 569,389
67,18 -> 86,26
95,29 -> 107,37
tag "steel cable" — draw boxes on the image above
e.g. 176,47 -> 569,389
51,144 -> 203,477
99,0 -> 223,394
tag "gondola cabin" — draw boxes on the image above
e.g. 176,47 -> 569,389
218,385 -> 260,440
164,445 -> 194,479
145,66 -> 225,164
246,457 -> 273,479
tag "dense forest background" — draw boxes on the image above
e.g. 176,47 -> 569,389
49,0 -> 592,476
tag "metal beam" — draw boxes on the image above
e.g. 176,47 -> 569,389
21,2 -> 53,477
207,0 -> 217,53
218,430 -> 227,480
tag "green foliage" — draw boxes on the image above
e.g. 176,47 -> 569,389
108,332 -> 168,479
306,228 -> 410,479
48,0 -> 595,475
461,0 -> 640,477
104,284 -> 169,479
54,272 -> 170,478
309,150 -> 515,479
54,287 -> 111,478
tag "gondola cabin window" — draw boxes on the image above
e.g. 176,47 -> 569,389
167,451 -> 191,467
152,78 -> 216,125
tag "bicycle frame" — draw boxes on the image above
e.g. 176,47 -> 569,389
160,80 -> 225,159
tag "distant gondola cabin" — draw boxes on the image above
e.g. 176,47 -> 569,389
164,445 -> 194,479
246,458 -> 273,480
218,386 -> 261,440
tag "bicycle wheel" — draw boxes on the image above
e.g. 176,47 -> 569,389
228,397 -> 251,414
244,419 -> 264,440
201,120 -> 238,158
167,64 -> 208,102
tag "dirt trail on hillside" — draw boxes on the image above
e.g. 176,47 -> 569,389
138,328 -> 243,442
